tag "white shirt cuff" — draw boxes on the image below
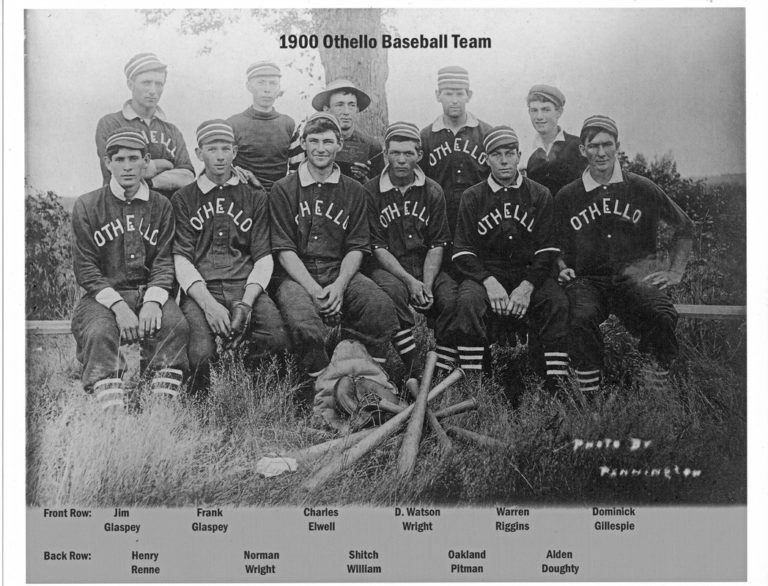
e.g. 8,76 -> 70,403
174,254 -> 205,293
95,287 -> 124,309
246,255 -> 274,291
143,286 -> 169,306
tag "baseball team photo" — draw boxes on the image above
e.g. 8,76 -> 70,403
24,7 -> 746,509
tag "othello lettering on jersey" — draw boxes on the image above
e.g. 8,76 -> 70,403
294,198 -> 350,230
554,168 -> 694,276
92,214 -> 159,247
172,174 -> 271,283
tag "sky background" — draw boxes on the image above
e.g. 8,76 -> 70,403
25,8 -> 745,198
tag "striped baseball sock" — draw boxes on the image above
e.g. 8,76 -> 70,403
575,369 -> 601,393
544,351 -> 569,384
393,328 -> 416,365
435,345 -> 459,371
458,345 -> 486,372
640,366 -> 670,391
150,368 -> 184,399
93,377 -> 125,412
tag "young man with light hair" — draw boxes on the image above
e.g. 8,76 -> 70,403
524,84 -> 584,197
227,61 -> 296,192
72,128 -> 189,411
364,121 -> 458,373
554,115 -> 694,392
172,120 -> 290,395
96,52 -> 195,199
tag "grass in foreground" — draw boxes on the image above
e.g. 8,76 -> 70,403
26,319 -> 746,507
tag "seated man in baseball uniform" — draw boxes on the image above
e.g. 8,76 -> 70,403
227,61 -> 296,192
524,84 -> 585,197
288,80 -> 384,184
172,120 -> 291,395
451,126 -> 569,387
270,112 -> 398,382
364,121 -> 459,374
96,53 -> 195,199
71,128 -> 189,412
554,115 -> 694,392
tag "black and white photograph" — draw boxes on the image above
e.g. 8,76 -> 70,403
8,2 -> 763,583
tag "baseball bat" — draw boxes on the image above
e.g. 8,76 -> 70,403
397,352 -> 439,479
302,367 -> 464,492
433,397 -> 479,419
445,425 -> 510,450
284,428 -> 374,461
405,377 -> 453,453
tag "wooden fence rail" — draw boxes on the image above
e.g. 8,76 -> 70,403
25,305 -> 746,336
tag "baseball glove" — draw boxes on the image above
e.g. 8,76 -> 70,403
313,340 -> 401,431
223,301 -> 252,351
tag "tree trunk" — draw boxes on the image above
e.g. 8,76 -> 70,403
311,8 -> 389,140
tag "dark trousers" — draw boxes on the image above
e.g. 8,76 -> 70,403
180,280 -> 290,393
274,261 -> 398,375
452,275 -> 569,373
565,275 -> 679,370
71,290 -> 189,391
369,267 -> 457,346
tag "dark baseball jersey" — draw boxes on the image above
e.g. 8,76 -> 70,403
419,112 -> 493,235
96,102 -> 194,198
452,173 -> 558,288
288,123 -> 384,183
227,107 -> 295,191
270,162 -> 370,262
364,167 -> 450,270
553,164 -> 695,276
525,130 -> 585,196
72,179 -> 175,303
171,173 -> 271,284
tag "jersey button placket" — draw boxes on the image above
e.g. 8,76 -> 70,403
124,203 -> 144,281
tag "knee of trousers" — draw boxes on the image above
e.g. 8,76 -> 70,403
348,284 -> 399,339
452,281 -> 487,337
187,334 -> 217,370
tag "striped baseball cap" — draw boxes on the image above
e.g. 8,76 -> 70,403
437,66 -> 470,90
384,121 -> 421,144
303,111 -> 342,135
581,115 -> 619,138
527,84 -> 565,108
105,127 -> 148,151
247,60 -> 281,80
483,126 -> 519,154
196,119 -> 235,146
124,52 -> 167,79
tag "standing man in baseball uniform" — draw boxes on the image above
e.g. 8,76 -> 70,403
554,115 -> 694,392
172,120 -> 291,395
271,112 -> 398,382
419,66 -> 492,239
451,126 -> 569,387
524,85 -> 585,197
364,122 -> 458,373
288,80 -> 384,183
227,61 -> 296,192
72,128 -> 189,412
96,53 -> 195,199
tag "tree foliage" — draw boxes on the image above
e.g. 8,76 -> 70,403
619,151 -> 746,306
25,185 -> 79,319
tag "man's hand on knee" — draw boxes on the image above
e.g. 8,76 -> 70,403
203,300 -> 232,338
112,300 -> 140,344
507,281 -> 534,320
138,301 -> 163,339
318,282 -> 344,317
643,270 -> 682,290
483,276 -> 509,317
